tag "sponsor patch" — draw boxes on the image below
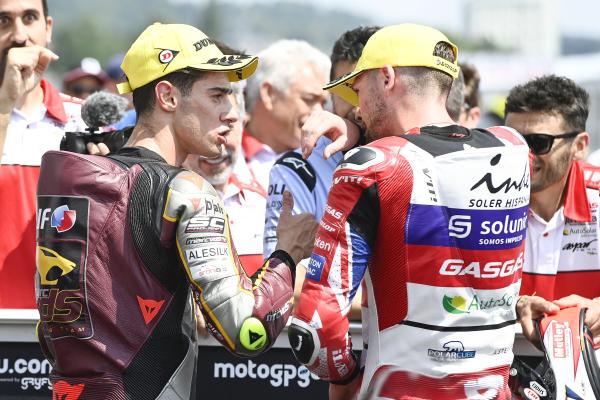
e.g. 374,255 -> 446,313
427,341 -> 476,362
185,215 -> 225,234
306,253 -> 326,282
407,204 -> 528,250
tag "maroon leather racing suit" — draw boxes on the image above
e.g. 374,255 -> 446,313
35,147 -> 295,399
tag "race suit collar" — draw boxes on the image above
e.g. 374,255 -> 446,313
41,79 -> 69,124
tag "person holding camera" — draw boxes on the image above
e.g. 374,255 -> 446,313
35,22 -> 317,399
0,0 -> 90,309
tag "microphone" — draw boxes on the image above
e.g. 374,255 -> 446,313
60,91 -> 131,154
81,91 -> 129,130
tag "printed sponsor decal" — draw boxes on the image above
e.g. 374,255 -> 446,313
158,49 -> 176,64
332,175 -> 363,185
529,381 -> 548,397
266,302 -> 291,322
319,220 -> 339,235
562,225 -> 597,237
213,360 -> 318,388
0,356 -> 52,393
37,205 -> 77,233
422,168 -> 438,203
439,252 -> 524,279
523,388 -> 540,400
428,341 -> 476,361
406,204 -> 528,250
561,239 -> 597,253
187,246 -> 229,260
470,154 -> 529,194
185,237 -> 227,246
268,184 -> 286,196
442,292 -> 516,314
37,196 -> 92,339
549,321 -> 572,359
324,205 -> 342,220
314,237 -> 332,253
185,216 -> 225,234
282,157 -> 314,178
204,199 -> 224,215
306,253 -> 326,282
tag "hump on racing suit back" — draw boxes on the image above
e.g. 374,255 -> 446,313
36,148 -> 296,399
289,125 -> 531,399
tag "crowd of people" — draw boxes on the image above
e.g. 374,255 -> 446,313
1,0 -> 599,399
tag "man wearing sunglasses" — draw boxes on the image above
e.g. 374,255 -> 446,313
505,75 -> 600,345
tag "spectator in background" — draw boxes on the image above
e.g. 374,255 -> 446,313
62,57 -> 108,99
458,62 -> 481,129
243,39 -> 330,190
182,42 -> 266,276
289,23 -> 532,399
504,75 -> 600,343
263,26 -> 380,329
0,0 -> 87,308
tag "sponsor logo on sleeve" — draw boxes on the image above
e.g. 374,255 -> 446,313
204,199 -> 224,215
185,216 -> 225,234
186,246 -> 229,260
306,253 -> 326,282
185,236 -> 227,246
324,205 -> 343,220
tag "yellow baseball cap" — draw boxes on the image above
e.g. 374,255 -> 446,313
324,23 -> 459,107
117,23 -> 259,94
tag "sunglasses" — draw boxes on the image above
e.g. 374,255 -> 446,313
70,83 -> 102,96
522,131 -> 581,155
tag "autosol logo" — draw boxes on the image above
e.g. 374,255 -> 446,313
439,253 -> 524,278
427,341 -> 476,361
470,153 -> 529,194
442,293 -> 516,314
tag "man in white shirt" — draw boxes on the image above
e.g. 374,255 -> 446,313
0,0 -> 90,308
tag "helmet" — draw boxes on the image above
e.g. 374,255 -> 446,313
510,307 -> 600,400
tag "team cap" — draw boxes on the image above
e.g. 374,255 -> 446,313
324,23 -> 459,107
117,23 -> 258,94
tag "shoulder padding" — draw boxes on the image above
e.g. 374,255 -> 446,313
274,151 -> 316,192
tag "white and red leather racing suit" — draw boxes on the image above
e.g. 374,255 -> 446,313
289,125 -> 531,399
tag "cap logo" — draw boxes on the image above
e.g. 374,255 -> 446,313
194,38 -> 215,51
435,58 -> 458,74
204,54 -> 252,67
158,49 -> 180,72
158,49 -> 176,64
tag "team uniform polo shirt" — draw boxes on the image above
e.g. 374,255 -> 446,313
521,161 -> 600,300
0,80 -> 84,308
